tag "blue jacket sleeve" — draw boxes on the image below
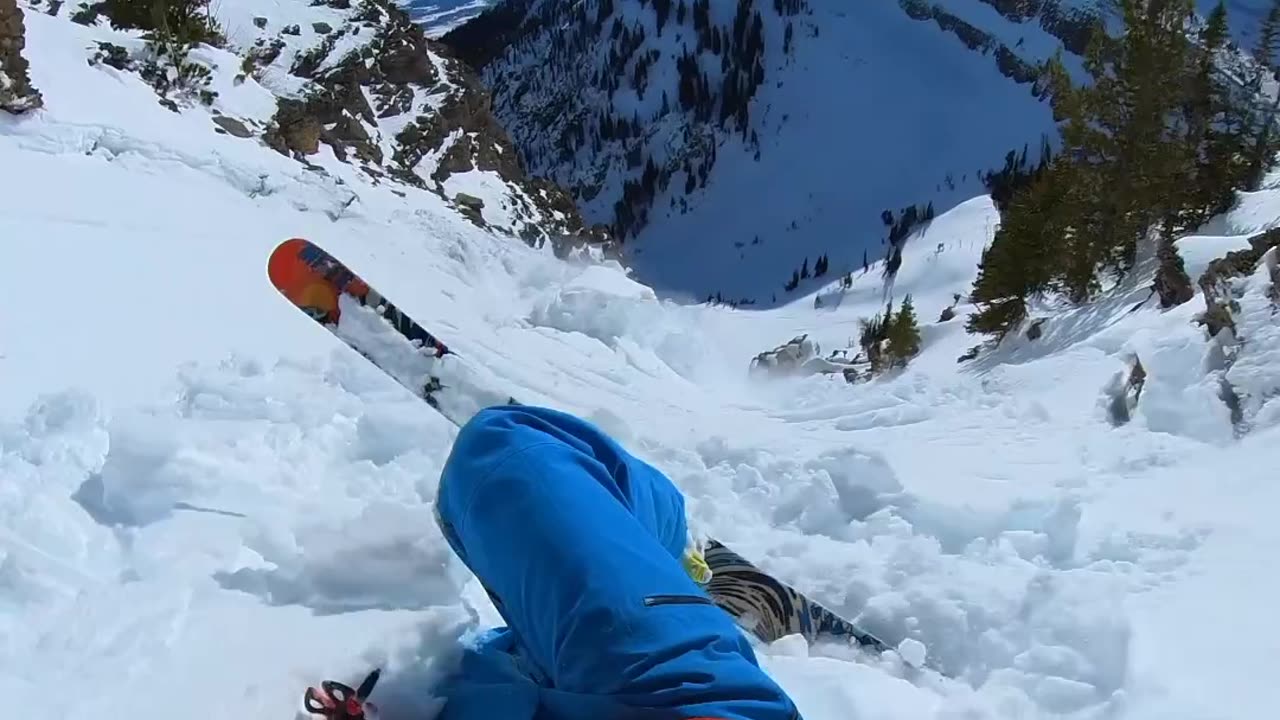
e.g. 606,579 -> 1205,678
435,405 -> 800,720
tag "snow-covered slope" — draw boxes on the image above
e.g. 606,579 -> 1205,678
5,2 -> 1280,720
49,0 -> 599,247
399,0 -> 494,37
444,0 -> 1273,303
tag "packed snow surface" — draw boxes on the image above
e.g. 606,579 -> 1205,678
3,4 -> 1280,720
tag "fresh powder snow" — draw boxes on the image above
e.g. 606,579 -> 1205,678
2,3 -> 1280,720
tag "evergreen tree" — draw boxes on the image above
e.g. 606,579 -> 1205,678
1186,2 -> 1239,218
964,0 -> 1280,341
1245,0 -> 1280,189
885,295 -> 922,367
967,160 -> 1071,336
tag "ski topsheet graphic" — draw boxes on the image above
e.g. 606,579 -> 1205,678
267,237 -> 901,665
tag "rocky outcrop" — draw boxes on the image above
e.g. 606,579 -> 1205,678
253,0 -> 601,247
1196,228 -> 1280,337
0,0 -> 43,114
1104,354 -> 1146,426
1154,236 -> 1194,309
263,98 -> 324,156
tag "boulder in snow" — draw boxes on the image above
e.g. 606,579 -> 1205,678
0,0 -> 43,114
212,116 -> 254,138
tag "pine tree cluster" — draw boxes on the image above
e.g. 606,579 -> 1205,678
781,252 -> 830,292
968,0 -> 1280,339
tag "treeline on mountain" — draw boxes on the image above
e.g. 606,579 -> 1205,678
440,0 -> 537,69
608,0 -> 805,239
968,0 -> 1280,339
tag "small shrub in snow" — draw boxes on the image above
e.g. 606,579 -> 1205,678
90,41 -> 132,70
75,0 -> 225,47
137,41 -> 216,108
74,0 -> 223,108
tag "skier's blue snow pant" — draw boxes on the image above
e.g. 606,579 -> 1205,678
434,404 -> 800,720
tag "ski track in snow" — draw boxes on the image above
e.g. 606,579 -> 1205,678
3,3 -> 1280,720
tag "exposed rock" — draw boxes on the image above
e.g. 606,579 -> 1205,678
0,0 -> 43,114
313,21 -> 333,34
939,306 -> 956,322
1154,235 -> 1195,309
264,98 -> 323,155
249,37 -> 286,68
1025,317 -> 1046,341
1219,376 -> 1244,429
750,335 -> 816,378
1266,248 -> 1280,304
750,335 -> 862,380
434,137 -> 476,181
282,24 -> 301,36
253,16 -> 267,29
454,193 -> 486,226
455,192 -> 485,210
1196,228 -> 1280,338
291,32 -> 337,78
90,41 -> 131,71
1105,354 -> 1146,426
1197,302 -> 1236,338
212,115 -> 253,138
254,0 -> 597,246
